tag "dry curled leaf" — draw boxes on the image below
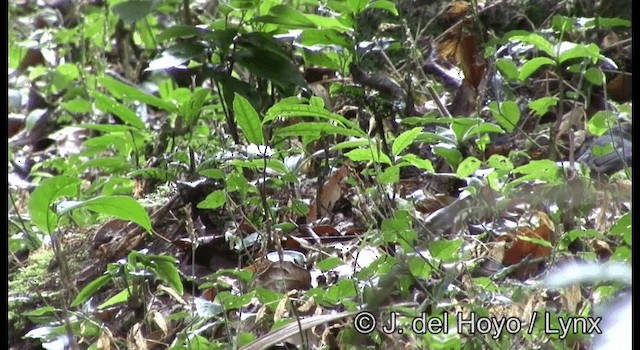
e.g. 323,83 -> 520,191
308,165 -> 350,221
497,211 -> 555,279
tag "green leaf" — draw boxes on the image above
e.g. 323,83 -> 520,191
408,256 -> 432,279
153,260 -> 184,294
496,59 -> 518,81
584,67 -> 605,85
233,93 -> 264,145
253,5 -> 316,28
98,76 -> 177,113
71,275 -> 112,307
299,29 -> 352,48
457,157 -> 482,178
399,154 -> 434,172
345,148 -> 392,165
392,127 -> 422,156
182,88 -> 209,123
510,34 -> 555,58
528,97 -> 558,117
234,46 -> 308,92
366,1 -> 398,16
429,239 -> 463,263
379,165 -> 400,184
275,122 -> 364,139
219,291 -> 254,309
157,25 -> 212,42
58,196 -> 153,233
92,91 -> 145,129
98,287 -> 131,309
558,43 -> 601,64
487,154 -> 513,171
265,101 -> 357,129
587,111 -> 618,136
199,169 -> 226,179
62,98 -> 92,113
197,190 -> 226,209
611,213 -> 631,239
433,147 -> 462,169
489,101 -> 520,133
519,57 -> 556,81
317,257 -> 343,271
111,0 -> 156,24
583,17 -> 631,28
28,176 -> 81,234
347,0 -> 368,14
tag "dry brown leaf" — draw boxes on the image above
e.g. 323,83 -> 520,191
127,323 -> 148,350
445,1 -> 472,21
307,165 -> 349,221
497,212 -> 555,279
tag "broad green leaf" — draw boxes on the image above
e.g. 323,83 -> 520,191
345,148 -> 392,165
71,275 -> 112,307
265,103 -> 361,131
92,91 -> 145,129
331,139 -> 372,150
347,0 -> 368,14
234,47 -> 308,92
197,190 -> 226,209
98,287 -> 131,309
153,260 -> 184,294
528,97 -> 558,117
111,0 -> 156,24
366,1 -> 398,16
408,256 -> 432,279
496,59 -> 518,81
98,76 -> 177,113
199,169 -> 226,179
392,127 -> 422,156
233,93 -> 264,145
78,156 -> 134,173
489,101 -> 520,133
587,111 -> 618,136
275,122 -> 364,139
584,17 -> 631,28
379,165 -> 400,184
58,196 -> 153,233
299,29 -> 352,48
304,14 -> 353,31
316,257 -> 343,271
519,57 -> 556,81
219,291 -> 254,309
157,25 -> 212,42
510,33 -> 555,58
253,5 -> 316,27
28,176 -> 81,234
400,154 -> 434,172
584,67 -> 605,85
62,98 -> 92,113
433,146 -> 462,169
487,154 -> 513,171
182,88 -> 209,123
457,156 -> 482,178
558,42 -> 601,64
429,239 -> 463,263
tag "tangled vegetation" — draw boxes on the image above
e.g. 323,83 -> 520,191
8,0 -> 631,349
